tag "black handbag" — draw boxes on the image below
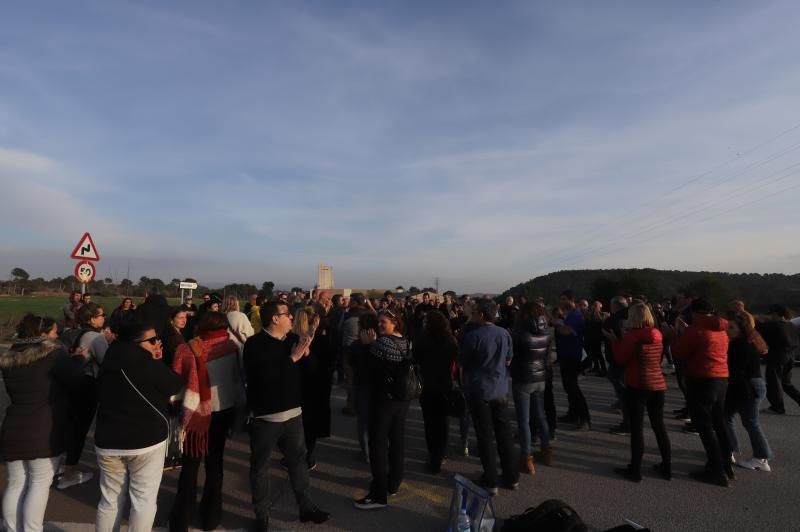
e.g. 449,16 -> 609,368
386,340 -> 423,401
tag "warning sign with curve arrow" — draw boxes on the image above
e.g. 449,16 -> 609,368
70,232 -> 100,261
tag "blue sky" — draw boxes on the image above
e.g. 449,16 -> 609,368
2,1 -> 800,293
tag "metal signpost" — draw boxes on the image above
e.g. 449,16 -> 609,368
70,232 -> 100,294
179,281 -> 198,303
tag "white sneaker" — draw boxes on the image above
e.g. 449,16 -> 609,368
738,458 -> 771,472
57,471 -> 94,489
730,454 -> 736,464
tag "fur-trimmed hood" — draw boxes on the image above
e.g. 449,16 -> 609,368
0,339 -> 63,369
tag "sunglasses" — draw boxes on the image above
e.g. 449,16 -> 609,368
138,335 -> 162,345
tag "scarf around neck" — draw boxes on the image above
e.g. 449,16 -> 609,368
173,329 -> 233,457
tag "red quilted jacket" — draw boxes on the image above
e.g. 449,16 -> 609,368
612,327 -> 666,391
672,315 -> 729,378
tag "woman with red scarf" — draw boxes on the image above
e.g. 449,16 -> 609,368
169,312 -> 243,532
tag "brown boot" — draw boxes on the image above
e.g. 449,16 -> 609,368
534,447 -> 553,466
520,455 -> 535,475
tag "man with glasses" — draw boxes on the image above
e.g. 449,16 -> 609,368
243,302 -> 331,531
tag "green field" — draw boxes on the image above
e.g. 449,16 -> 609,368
0,295 -> 182,330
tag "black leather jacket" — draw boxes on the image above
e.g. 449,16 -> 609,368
511,317 -> 549,384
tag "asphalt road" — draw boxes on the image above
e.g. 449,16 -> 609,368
1,365 -> 799,531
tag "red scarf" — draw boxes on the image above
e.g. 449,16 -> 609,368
173,329 -> 230,457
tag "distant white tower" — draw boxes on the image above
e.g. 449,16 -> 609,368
317,263 -> 334,289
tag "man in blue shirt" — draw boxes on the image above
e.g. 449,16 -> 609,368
555,290 -> 591,430
460,299 -> 519,495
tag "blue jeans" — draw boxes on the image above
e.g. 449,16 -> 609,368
512,382 -> 549,456
725,378 -> 773,459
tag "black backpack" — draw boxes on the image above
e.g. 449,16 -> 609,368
386,340 -> 423,401
60,328 -> 88,355
502,499 -> 587,532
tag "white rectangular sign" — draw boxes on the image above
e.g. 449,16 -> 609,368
179,282 -> 198,290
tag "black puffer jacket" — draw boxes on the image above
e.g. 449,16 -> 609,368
511,317 -> 549,384
0,339 -> 83,461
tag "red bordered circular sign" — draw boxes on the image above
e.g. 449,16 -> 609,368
74,261 -> 96,284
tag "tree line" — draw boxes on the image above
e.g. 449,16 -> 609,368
502,268 -> 800,313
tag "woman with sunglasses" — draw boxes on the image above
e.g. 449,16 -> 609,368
58,302 -> 109,490
1,314 -> 84,532
354,310 -> 412,510
94,320 -> 183,532
170,311 -> 244,532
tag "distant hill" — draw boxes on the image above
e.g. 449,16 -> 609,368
502,268 -> 800,312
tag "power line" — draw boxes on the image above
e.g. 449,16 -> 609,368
552,159 -> 800,267
558,179 -> 800,268
524,124 -> 800,273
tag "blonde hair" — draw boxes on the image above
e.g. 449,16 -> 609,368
627,302 -> 655,329
728,300 -> 746,313
292,306 -> 318,336
223,295 -> 240,313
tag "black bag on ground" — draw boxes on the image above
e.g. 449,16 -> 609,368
502,499 -> 587,532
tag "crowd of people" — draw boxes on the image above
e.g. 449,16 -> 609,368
0,286 -> 798,531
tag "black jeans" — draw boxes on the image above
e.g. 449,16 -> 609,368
249,415 -> 314,520
586,341 -> 606,372
368,399 -> 410,503
420,392 -> 449,467
626,388 -> 671,475
532,366 -> 557,441
170,409 -> 234,532
66,376 -> 97,466
559,358 -> 591,423
765,353 -> 800,413
469,397 -> 518,488
675,362 -> 689,406
687,378 -> 731,476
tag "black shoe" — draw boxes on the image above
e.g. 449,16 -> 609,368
300,506 -> 332,523
688,469 -> 729,487
672,407 -> 687,415
353,495 -> 387,510
766,406 -> 786,415
253,516 -> 268,532
609,424 -> 631,436
307,460 -> 317,471
614,466 -> 642,483
575,419 -> 591,431
558,414 -> 578,423
652,462 -> 672,480
279,458 -> 289,471
682,422 -> 699,435
724,462 -> 736,481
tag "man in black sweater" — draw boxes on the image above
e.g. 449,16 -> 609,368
243,301 -> 331,531
759,304 -> 800,414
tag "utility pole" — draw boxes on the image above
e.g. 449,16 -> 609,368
434,277 -> 440,294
